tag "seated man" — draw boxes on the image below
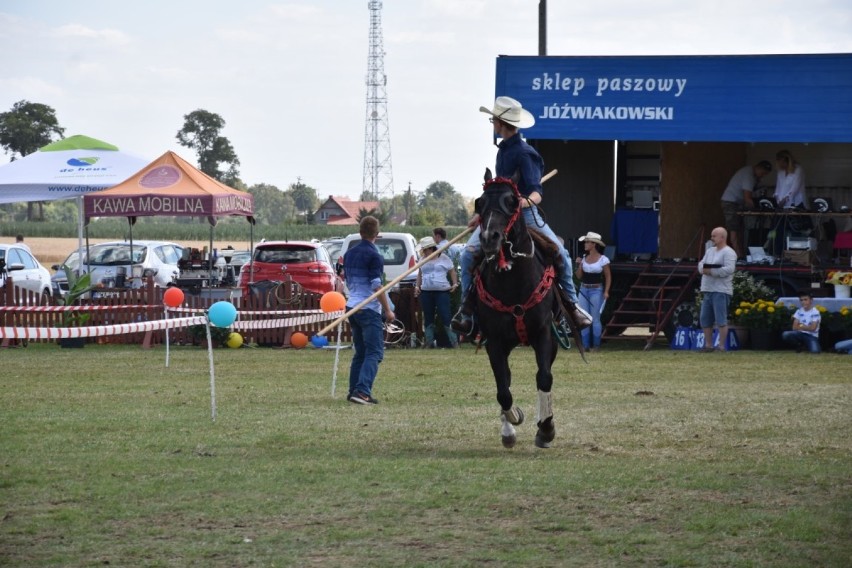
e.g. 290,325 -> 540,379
781,291 -> 822,353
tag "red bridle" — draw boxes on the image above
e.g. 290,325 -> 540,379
479,177 -> 522,270
475,177 -> 554,345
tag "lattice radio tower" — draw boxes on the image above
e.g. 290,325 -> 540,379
362,0 -> 394,201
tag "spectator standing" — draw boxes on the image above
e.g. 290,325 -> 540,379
414,236 -> 459,348
698,227 -> 738,352
432,227 -> 448,250
775,150 -> 806,208
781,292 -> 822,353
574,231 -> 611,352
720,161 -> 772,258
342,216 -> 395,405
15,234 -> 31,252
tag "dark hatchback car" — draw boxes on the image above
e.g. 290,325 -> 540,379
238,241 -> 343,297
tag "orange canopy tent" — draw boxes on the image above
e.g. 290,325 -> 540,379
82,151 -> 255,287
83,150 -> 253,223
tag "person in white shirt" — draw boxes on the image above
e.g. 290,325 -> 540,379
574,231 -> 611,352
698,227 -> 738,352
781,292 -> 822,353
415,237 -> 459,348
774,150 -> 806,209
15,234 -> 31,252
720,161 -> 772,258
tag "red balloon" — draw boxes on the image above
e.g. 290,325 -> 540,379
163,287 -> 185,307
320,291 -> 346,313
291,332 -> 309,349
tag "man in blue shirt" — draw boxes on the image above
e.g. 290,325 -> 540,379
343,216 -> 395,404
452,96 -> 591,336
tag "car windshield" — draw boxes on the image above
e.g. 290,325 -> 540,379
88,245 -> 147,265
347,238 -> 409,265
254,246 -> 317,264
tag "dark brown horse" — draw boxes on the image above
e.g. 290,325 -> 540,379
473,170 -> 563,448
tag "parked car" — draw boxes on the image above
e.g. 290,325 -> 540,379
0,244 -> 52,300
337,232 -> 419,287
52,240 -> 183,297
239,241 -> 343,297
320,237 -> 346,265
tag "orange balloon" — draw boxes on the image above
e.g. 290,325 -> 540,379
290,332 -> 309,349
320,291 -> 346,313
163,287 -> 185,307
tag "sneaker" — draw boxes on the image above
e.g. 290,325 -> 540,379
349,391 -> 378,405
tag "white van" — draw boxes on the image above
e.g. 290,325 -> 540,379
337,232 -> 419,287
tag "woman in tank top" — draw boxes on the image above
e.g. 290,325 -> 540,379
574,231 -> 611,352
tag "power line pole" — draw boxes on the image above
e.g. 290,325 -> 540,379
362,0 -> 394,202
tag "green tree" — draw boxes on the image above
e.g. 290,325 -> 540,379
418,180 -> 468,225
0,100 -> 65,221
411,207 -> 444,227
175,109 -> 241,185
357,207 -> 389,225
286,181 -> 319,225
247,183 -> 296,225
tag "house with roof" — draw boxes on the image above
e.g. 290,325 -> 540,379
315,196 -> 380,225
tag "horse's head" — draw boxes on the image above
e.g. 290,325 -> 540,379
475,168 -> 524,259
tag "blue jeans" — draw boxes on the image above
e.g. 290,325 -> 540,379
419,290 -> 456,345
699,291 -> 731,328
834,338 -> 852,353
460,206 -> 577,302
782,330 -> 821,353
349,309 -> 384,396
578,285 -> 604,348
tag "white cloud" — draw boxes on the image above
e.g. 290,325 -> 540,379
52,23 -> 131,45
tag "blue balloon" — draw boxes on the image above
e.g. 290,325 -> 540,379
311,335 -> 329,348
208,301 -> 237,327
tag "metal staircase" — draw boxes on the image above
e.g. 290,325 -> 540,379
602,267 -> 699,350
602,225 -> 706,350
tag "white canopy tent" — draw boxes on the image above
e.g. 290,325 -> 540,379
0,134 -> 149,254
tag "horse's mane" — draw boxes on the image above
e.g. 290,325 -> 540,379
471,226 -> 562,270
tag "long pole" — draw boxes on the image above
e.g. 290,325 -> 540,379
315,227 -> 473,337
316,169 -> 559,337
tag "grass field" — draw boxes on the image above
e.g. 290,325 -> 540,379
1,343 -> 850,566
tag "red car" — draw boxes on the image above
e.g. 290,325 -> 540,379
239,241 -> 343,297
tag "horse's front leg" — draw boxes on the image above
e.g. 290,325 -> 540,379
486,341 -> 524,448
530,326 -> 558,448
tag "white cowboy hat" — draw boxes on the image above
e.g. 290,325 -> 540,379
417,236 -> 437,251
579,231 -> 605,247
479,96 -> 535,129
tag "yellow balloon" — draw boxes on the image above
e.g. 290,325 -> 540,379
226,332 -> 243,349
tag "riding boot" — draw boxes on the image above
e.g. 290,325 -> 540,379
559,287 -> 593,331
423,324 -> 435,348
450,291 -> 477,335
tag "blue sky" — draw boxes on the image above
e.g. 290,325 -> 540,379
1,0 -> 851,200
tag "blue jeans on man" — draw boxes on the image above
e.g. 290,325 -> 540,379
781,330 -> 821,353
349,309 -> 384,397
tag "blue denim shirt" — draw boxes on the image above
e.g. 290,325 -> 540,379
496,133 -> 545,197
343,239 -> 384,314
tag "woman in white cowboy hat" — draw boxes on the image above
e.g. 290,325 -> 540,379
452,96 -> 591,336
415,236 -> 459,348
575,231 -> 612,352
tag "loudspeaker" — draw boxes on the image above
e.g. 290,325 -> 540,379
812,197 -> 832,213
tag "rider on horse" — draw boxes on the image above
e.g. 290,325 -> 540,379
452,96 -> 592,336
